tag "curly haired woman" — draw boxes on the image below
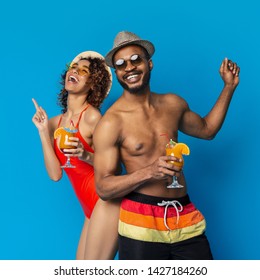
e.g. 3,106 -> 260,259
32,51 -> 119,259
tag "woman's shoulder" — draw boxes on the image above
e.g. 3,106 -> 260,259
49,114 -> 62,125
48,114 -> 63,135
82,105 -> 102,126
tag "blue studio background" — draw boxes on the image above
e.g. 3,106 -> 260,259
1,0 -> 259,260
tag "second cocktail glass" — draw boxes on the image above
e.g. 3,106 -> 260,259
165,139 -> 190,188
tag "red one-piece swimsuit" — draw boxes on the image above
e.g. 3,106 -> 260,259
54,105 -> 99,219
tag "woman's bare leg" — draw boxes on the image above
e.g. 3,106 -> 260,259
84,199 -> 120,260
76,218 -> 89,259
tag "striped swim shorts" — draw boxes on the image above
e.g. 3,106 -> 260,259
118,192 -> 206,244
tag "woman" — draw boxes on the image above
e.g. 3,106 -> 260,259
32,51 -> 119,259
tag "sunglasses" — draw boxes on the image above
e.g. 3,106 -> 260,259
114,54 -> 145,70
66,63 -> 90,76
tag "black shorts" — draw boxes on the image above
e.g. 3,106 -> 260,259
119,233 -> 213,260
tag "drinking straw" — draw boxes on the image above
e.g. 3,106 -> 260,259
70,120 -> 75,127
160,133 -> 175,145
160,133 -> 170,141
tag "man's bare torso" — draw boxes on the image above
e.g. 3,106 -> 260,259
106,92 -> 188,198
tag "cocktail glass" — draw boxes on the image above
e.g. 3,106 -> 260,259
54,125 -> 78,168
165,139 -> 190,188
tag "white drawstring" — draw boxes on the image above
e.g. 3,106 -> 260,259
157,200 -> 183,231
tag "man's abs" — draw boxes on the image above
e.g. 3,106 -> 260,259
136,174 -> 187,198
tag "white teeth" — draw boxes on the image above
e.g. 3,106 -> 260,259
69,75 -> 79,82
126,74 -> 138,80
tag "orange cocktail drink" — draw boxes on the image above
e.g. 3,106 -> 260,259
165,139 -> 190,188
54,123 -> 78,168
55,127 -> 77,152
165,140 -> 189,168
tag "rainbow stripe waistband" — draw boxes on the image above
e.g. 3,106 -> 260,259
119,192 -> 206,244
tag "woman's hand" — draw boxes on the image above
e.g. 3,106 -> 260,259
62,137 -> 94,164
32,98 -> 49,132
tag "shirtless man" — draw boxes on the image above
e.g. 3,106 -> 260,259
93,31 -> 240,260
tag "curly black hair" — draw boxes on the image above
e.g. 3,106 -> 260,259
57,57 -> 111,113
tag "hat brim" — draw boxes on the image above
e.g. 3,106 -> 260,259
105,40 -> 155,68
71,51 -> 112,95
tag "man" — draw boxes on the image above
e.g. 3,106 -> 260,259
93,31 -> 240,259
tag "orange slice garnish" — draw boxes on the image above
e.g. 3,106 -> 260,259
174,143 -> 190,156
54,127 -> 65,139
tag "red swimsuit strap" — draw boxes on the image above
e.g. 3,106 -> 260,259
57,115 -> 63,128
56,105 -> 90,128
75,104 -> 90,128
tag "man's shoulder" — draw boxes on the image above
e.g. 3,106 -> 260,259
153,92 -> 186,103
103,98 -> 125,117
98,106 -> 122,128
94,106 -> 122,142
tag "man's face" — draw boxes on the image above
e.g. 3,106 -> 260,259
113,45 -> 152,94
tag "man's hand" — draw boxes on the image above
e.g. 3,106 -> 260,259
220,58 -> 240,87
149,155 -> 183,180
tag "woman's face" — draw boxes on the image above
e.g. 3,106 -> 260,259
65,59 -> 92,95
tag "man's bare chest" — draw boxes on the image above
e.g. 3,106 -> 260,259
119,113 -> 179,157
